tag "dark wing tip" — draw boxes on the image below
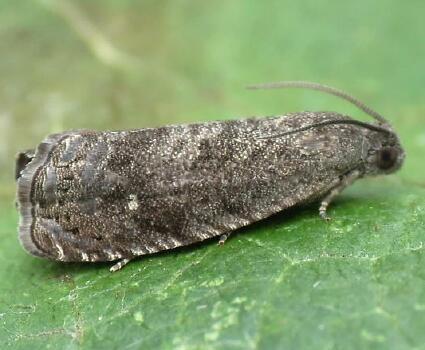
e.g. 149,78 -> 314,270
16,132 -> 73,258
15,150 -> 35,180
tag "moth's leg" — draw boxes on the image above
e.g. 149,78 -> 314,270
218,233 -> 230,245
110,258 -> 131,272
319,170 -> 361,221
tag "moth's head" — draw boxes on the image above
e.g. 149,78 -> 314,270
364,124 -> 405,176
247,81 -> 406,178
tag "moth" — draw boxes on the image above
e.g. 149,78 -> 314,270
16,81 -> 405,271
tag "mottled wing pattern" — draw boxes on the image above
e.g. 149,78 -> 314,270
18,112 -> 367,262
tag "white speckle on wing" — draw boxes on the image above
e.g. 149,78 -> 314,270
198,232 -> 211,239
131,248 -> 145,256
81,252 -> 89,261
56,243 -> 64,261
128,194 -> 139,211
170,237 -> 182,247
146,246 -> 156,253
104,250 -> 122,260
157,239 -> 170,250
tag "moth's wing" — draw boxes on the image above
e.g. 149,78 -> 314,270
16,131 -> 118,262
136,113 -> 366,250
17,113 -> 366,263
16,149 -> 35,180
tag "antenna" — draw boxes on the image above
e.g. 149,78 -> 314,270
247,81 -> 389,125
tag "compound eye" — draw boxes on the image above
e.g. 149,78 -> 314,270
377,147 -> 398,170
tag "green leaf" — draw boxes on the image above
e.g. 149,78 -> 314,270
1,1 -> 425,349
1,180 -> 425,349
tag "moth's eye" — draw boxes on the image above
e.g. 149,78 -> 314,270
377,147 -> 398,170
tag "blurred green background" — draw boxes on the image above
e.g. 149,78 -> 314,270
0,1 -> 424,349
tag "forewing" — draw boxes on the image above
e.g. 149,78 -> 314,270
17,112 -> 365,262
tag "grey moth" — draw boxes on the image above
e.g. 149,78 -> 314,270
16,81 -> 405,271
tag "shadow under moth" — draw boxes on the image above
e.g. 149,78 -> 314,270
15,81 -> 405,271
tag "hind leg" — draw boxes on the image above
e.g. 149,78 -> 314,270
110,258 -> 131,272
